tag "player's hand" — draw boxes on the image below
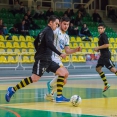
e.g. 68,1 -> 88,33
60,53 -> 66,59
94,47 -> 99,52
75,47 -> 82,52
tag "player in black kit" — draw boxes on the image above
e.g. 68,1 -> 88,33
94,23 -> 117,92
5,15 -> 70,102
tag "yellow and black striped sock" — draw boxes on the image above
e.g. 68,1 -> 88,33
13,77 -> 33,91
115,71 -> 117,76
57,76 -> 64,96
99,72 -> 108,86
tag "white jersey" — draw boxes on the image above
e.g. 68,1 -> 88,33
52,27 -> 69,65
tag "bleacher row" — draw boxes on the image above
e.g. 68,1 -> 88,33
1,35 -> 117,64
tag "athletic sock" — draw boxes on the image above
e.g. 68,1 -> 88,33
99,72 -> 108,86
57,76 -> 64,96
13,77 -> 33,91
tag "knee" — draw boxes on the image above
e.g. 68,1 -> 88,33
65,71 -> 69,78
31,74 -> 40,82
96,67 -> 101,73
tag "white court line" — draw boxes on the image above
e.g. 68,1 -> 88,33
0,74 -> 116,81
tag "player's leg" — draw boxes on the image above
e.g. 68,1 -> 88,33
96,57 -> 110,92
48,61 -> 69,102
5,60 -> 45,102
55,66 -> 69,102
45,66 -> 68,101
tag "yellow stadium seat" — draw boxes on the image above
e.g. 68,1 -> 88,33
89,37 -> 93,42
20,42 -> 27,48
13,42 -> 20,48
21,49 -> 28,55
87,49 -> 94,54
29,49 -> 35,55
72,56 -> 79,62
22,56 -> 30,63
82,49 -> 87,53
109,38 -> 115,43
14,49 -> 20,54
0,56 -> 7,63
4,36 -> 9,40
27,42 -> 34,48
69,43 -> 73,48
109,44 -> 113,49
113,44 -> 117,49
111,56 -> 115,62
30,56 -> 35,63
7,56 -> 17,63
70,37 -> 76,42
7,49 -> 16,55
15,56 -> 20,63
78,56 -> 86,62
111,49 -> 116,54
62,56 -> 70,62
93,37 -> 98,42
12,35 -> 19,41
26,36 -> 32,42
84,42 -> 90,48
0,49 -> 6,55
72,43 -> 78,48
19,35 -> 25,41
76,37 -> 82,42
0,42 -> 5,48
6,42 -> 13,48
79,42 -> 84,48
91,43 -> 96,48
0,35 -> 5,41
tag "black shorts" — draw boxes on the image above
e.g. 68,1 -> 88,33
32,60 -> 60,77
96,53 -> 115,69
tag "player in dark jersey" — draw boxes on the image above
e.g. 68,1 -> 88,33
94,23 -> 117,92
5,15 -> 70,102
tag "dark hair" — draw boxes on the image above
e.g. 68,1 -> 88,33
60,16 -> 70,22
48,15 -> 59,23
98,23 -> 105,28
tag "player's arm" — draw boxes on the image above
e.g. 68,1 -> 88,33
45,30 -> 66,58
94,35 -> 109,51
65,46 -> 81,54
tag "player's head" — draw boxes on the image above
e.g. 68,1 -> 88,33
48,15 -> 59,31
59,16 -> 70,32
98,23 -> 105,34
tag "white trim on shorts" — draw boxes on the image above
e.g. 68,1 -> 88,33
37,60 -> 40,75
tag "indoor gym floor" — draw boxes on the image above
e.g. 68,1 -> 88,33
0,67 -> 117,117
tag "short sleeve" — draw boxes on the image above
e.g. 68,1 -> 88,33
102,35 -> 109,44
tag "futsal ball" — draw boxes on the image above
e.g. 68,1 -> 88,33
70,95 -> 82,107
86,54 -> 91,61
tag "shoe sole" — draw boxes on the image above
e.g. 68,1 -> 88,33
56,101 -> 70,103
44,94 -> 55,102
103,86 -> 110,92
5,94 -> 9,102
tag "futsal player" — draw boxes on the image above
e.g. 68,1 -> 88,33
5,15 -> 70,103
94,23 -> 117,92
45,16 -> 81,101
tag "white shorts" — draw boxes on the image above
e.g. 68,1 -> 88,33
52,56 -> 63,67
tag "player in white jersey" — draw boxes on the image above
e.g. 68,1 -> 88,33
45,16 -> 81,101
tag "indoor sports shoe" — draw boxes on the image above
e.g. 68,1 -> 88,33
103,84 -> 110,92
44,93 -> 55,101
5,87 -> 15,102
47,81 -> 53,94
56,95 -> 70,103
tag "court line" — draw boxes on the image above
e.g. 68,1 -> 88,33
0,107 -> 21,117
0,73 -> 115,80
